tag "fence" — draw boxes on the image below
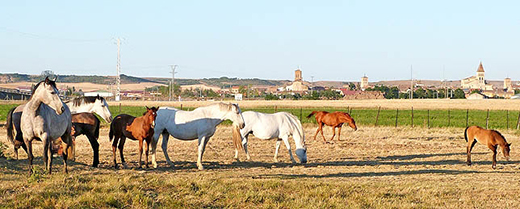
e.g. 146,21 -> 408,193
109,105 -> 520,130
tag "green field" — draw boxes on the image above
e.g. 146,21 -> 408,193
1,104 -> 519,130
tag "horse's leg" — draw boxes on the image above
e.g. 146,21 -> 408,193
14,147 -> 19,160
337,126 -> 342,141
319,124 -> 327,142
61,132 -> 72,174
151,130 -> 161,168
197,136 -> 209,170
158,132 -> 174,168
243,135 -> 251,161
111,136 -> 119,169
313,124 -> 321,140
466,140 -> 477,166
86,134 -> 100,167
273,139 -> 281,163
145,138 -> 151,168
24,138 -> 33,174
41,133 -> 52,174
330,127 -> 336,141
119,137 -> 127,168
138,138 -> 144,168
282,136 -> 296,163
489,144 -> 498,169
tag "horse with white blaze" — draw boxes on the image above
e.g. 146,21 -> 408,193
235,111 -> 307,164
150,103 -> 245,170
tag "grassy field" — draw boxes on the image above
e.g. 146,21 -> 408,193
1,125 -> 520,208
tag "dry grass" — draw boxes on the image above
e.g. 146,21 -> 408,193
110,99 -> 520,111
2,125 -> 520,208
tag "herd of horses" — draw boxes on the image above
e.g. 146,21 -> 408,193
3,77 -> 513,174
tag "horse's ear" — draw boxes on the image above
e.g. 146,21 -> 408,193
96,94 -> 100,99
146,106 -> 150,110
54,75 -> 58,82
44,76 -> 50,84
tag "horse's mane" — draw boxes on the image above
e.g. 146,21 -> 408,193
492,130 -> 508,143
67,96 -> 104,107
284,112 -> 305,143
29,79 -> 57,100
215,102 -> 237,112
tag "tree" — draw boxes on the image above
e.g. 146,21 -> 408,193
515,89 -> 520,95
453,88 -> 466,99
470,89 -> 481,94
348,82 -> 356,90
41,70 -> 54,77
414,88 -> 426,98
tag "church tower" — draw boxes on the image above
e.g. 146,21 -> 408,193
476,61 -> 485,85
295,69 -> 302,82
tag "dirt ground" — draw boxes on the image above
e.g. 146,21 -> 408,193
2,124 -> 520,207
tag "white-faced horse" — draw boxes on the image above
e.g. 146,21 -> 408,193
235,111 -> 307,164
150,103 -> 245,170
6,95 -> 112,165
20,77 -> 72,174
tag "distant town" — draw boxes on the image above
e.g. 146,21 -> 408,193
1,61 -> 519,100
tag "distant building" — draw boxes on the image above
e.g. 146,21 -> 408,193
286,68 -> 309,92
461,62 -> 493,91
467,92 -> 487,100
360,75 -> 369,90
231,86 -> 240,94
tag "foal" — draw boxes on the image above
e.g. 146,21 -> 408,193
307,111 -> 357,142
465,126 -> 511,169
109,107 -> 158,168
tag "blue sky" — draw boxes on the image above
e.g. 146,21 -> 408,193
0,1 -> 519,82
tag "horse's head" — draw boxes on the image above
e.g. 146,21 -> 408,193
296,148 -> 307,164
224,103 -> 245,129
504,142 -> 512,161
33,77 -> 65,115
92,95 -> 113,123
143,106 -> 159,129
342,112 -> 357,131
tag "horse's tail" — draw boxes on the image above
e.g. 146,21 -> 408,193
232,125 -> 244,150
94,116 -> 100,139
464,126 -> 469,142
306,111 -> 318,119
6,107 -> 16,145
109,122 -> 114,141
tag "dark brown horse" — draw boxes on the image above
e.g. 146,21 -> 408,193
307,111 -> 357,142
465,126 -> 511,169
109,107 -> 158,168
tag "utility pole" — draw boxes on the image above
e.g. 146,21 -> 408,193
310,76 -> 314,94
410,65 -> 413,100
115,38 -> 121,101
170,65 -> 177,101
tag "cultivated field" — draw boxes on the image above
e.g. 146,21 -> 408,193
1,124 -> 520,208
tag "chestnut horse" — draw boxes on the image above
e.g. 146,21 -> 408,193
465,126 -> 511,169
307,111 -> 357,142
109,107 -> 158,168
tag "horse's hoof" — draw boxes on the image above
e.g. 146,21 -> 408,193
152,163 -> 158,169
467,162 -> 472,166
492,165 -> 496,169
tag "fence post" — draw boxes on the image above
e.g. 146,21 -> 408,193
119,103 -> 121,114
507,110 -> 509,129
466,109 -> 469,127
180,104 -> 183,110
516,111 -> 520,130
274,105 -> 277,113
395,108 -> 399,128
411,107 -> 414,128
447,110 -> 451,127
427,109 -> 430,128
349,107 -> 352,115
375,106 -> 381,126
486,109 -> 489,129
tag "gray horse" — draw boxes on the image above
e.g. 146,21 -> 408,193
20,77 -> 72,174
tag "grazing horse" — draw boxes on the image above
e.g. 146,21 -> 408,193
465,126 -> 511,169
307,111 -> 357,142
109,107 -> 158,168
235,111 -> 307,163
150,103 -> 245,170
20,77 -> 72,174
6,95 -> 112,167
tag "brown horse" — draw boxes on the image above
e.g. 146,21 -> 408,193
465,126 -> 511,169
307,111 -> 357,142
109,107 -> 158,168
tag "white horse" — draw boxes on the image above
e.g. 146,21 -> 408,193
150,103 -> 246,170
6,95 -> 112,159
20,77 -> 72,174
235,111 -> 307,163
